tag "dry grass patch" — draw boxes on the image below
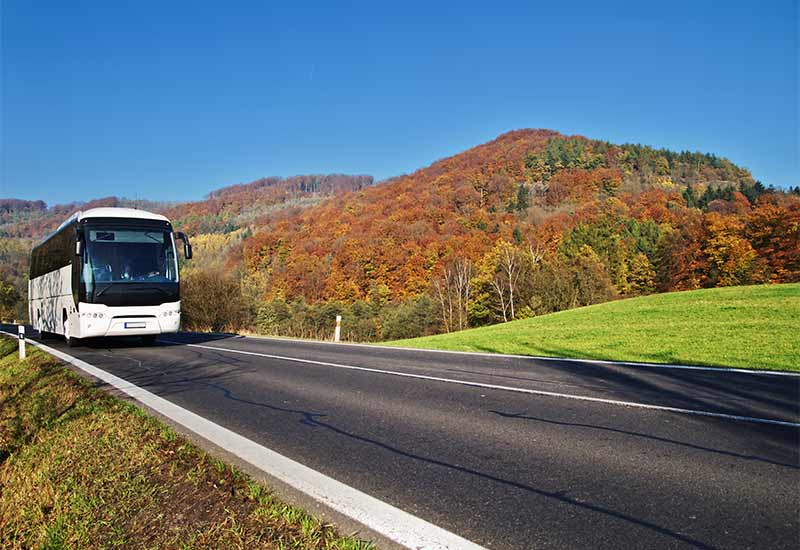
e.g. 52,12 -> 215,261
0,337 -> 373,550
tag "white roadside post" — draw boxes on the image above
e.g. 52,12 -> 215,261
18,325 -> 26,360
334,315 -> 341,342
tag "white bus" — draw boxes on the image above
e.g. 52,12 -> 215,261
29,207 -> 192,346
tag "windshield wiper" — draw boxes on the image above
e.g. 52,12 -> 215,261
94,283 -> 119,298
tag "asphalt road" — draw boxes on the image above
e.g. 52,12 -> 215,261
9,328 -> 800,549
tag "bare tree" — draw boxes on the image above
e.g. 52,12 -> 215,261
490,277 -> 509,322
529,181 -> 549,202
453,258 -> 472,330
433,273 -> 454,333
526,243 -> 544,267
433,258 -> 473,332
492,243 -> 522,322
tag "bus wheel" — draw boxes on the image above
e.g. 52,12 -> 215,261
64,314 -> 80,347
141,335 -> 157,346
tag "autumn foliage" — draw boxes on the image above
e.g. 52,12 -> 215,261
238,130 -> 798,316
2,129 -> 798,338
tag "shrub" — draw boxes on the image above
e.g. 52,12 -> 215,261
380,295 -> 440,340
180,270 -> 252,332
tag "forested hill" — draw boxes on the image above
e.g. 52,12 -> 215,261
240,129 -> 798,312
0,197 -> 170,240
0,174 -> 374,320
161,174 -> 374,235
0,174 -> 374,240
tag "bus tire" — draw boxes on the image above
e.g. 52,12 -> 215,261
63,313 -> 79,347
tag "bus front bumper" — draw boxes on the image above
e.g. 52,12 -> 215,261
76,302 -> 181,338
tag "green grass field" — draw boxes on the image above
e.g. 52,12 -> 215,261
388,283 -> 800,372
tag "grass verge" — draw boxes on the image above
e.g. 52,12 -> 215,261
0,336 -> 374,549
387,283 -> 800,372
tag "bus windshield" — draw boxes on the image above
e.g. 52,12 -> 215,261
82,228 -> 179,284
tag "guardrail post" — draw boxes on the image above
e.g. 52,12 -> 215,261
18,325 -> 26,360
334,315 -> 341,342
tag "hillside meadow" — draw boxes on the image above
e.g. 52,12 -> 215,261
388,283 -> 800,372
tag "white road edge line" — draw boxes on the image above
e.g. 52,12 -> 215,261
237,333 -> 800,377
15,336 -> 487,550
170,340 -> 800,429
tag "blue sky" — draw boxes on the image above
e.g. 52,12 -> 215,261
1,0 -> 797,204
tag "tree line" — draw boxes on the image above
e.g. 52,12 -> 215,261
178,180 -> 798,340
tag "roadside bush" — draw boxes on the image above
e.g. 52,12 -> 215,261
0,279 -> 20,322
255,298 -> 292,335
181,269 -> 252,332
380,295 -> 440,340
341,300 -> 381,341
255,298 -> 342,339
255,295 -> 439,342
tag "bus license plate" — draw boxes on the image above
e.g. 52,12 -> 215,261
124,322 -> 146,329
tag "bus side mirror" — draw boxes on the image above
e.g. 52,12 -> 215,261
176,232 -> 193,260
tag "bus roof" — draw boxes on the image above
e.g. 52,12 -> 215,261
35,207 -> 171,248
78,207 -> 170,222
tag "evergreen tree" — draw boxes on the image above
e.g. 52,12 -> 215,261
515,183 -> 529,211
683,183 -> 698,208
